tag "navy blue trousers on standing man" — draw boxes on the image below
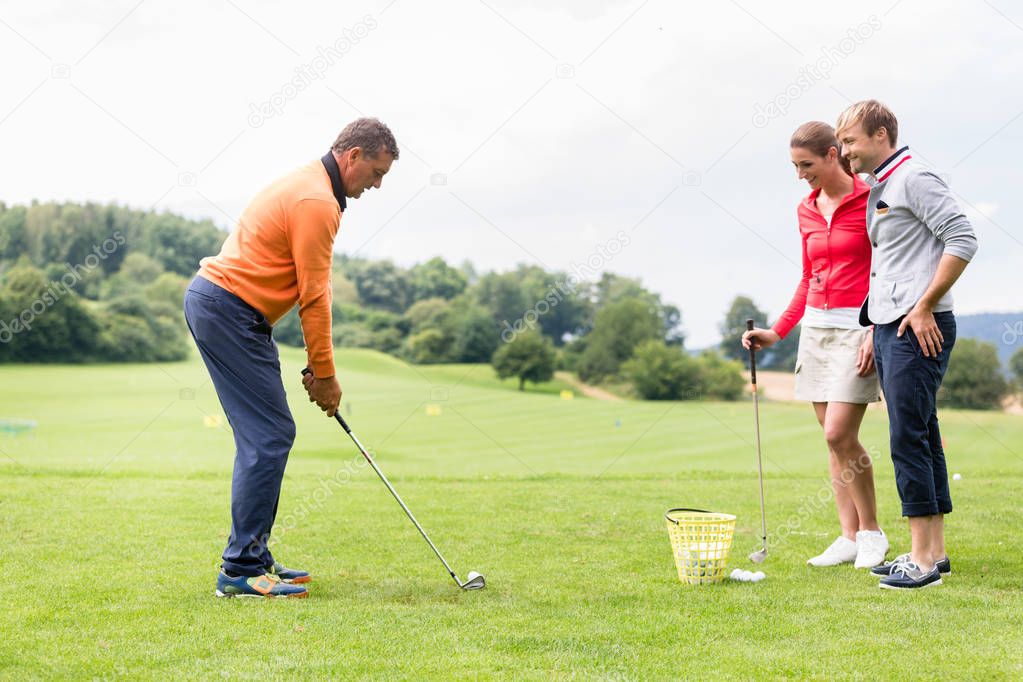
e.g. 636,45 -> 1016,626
873,311 -> 957,517
183,275 -> 296,576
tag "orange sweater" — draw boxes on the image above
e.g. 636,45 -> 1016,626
199,156 -> 345,377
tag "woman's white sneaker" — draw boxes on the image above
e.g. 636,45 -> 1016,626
854,529 -> 889,569
807,536 -> 858,566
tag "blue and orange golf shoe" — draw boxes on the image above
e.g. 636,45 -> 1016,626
215,570 -> 308,599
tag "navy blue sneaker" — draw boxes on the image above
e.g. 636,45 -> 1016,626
879,562 -> 943,590
267,561 -> 311,584
872,553 -> 951,577
215,570 -> 308,598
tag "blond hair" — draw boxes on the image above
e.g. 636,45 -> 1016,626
836,99 -> 898,146
790,121 -> 852,176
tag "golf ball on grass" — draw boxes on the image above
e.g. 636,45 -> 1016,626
953,473 -> 962,481
729,569 -> 766,583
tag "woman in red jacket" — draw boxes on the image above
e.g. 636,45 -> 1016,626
743,121 -> 888,569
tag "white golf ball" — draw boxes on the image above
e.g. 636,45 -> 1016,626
730,569 -> 764,583
953,473 -> 962,481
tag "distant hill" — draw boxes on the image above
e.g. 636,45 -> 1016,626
956,312 -> 1023,369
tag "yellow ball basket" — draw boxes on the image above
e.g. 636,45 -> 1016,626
665,508 -> 737,585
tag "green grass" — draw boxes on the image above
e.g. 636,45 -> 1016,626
2,348 -> 1022,679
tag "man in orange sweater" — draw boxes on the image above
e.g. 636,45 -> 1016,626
184,118 -> 398,598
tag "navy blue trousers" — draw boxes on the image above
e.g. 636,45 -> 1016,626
873,312 -> 956,517
183,276 -> 296,576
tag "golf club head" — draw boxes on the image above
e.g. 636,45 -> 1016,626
748,548 -> 767,564
460,570 -> 486,590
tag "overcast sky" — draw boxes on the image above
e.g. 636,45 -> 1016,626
2,0 -> 1020,346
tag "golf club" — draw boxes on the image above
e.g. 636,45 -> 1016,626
746,319 -> 768,564
302,369 -> 485,591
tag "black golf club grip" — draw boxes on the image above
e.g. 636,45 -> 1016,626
300,368 -> 351,432
746,319 -> 757,385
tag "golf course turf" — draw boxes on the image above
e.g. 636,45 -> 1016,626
2,348 -> 1021,679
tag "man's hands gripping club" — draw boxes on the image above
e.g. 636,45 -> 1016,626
302,368 -> 341,417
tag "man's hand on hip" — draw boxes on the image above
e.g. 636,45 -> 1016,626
898,303 -> 943,357
304,372 -> 342,416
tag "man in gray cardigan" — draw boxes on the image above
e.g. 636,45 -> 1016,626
836,100 -> 978,590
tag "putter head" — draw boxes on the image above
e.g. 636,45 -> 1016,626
460,570 -> 486,590
748,548 -> 767,564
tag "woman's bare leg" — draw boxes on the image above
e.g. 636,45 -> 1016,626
813,402 -> 860,539
822,401 -> 879,531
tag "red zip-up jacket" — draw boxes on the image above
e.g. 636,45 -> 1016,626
771,175 -> 872,339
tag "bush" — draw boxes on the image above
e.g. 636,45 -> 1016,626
623,342 -> 745,401
102,295 -> 189,361
96,315 -> 187,362
332,322 -> 375,349
576,341 -> 620,384
145,272 -> 188,309
98,313 -> 164,362
492,331 -> 556,391
941,338 -> 1009,410
405,328 -> 452,364
0,264 -> 102,362
277,302 -> 406,353
623,341 -> 702,400
371,327 -> 404,354
362,308 -> 403,333
698,351 -> 746,401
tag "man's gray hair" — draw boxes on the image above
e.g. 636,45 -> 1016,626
331,117 -> 399,159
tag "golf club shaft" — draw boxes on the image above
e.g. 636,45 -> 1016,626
747,320 -> 767,551
331,411 -> 461,585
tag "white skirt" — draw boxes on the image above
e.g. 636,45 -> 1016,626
794,326 -> 881,404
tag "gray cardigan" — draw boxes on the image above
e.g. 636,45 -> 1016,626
864,148 -> 978,325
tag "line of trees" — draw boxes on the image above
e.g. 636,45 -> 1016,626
270,254 -> 688,373
2,200 -> 1017,409
0,201 -> 222,362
